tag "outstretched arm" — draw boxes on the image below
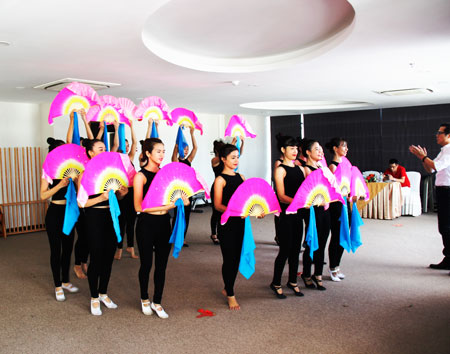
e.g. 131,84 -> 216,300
79,109 -> 94,139
187,126 -> 198,163
66,110 -> 75,143
96,121 -> 105,140
409,145 -> 435,173
145,119 -> 159,139
128,120 -> 137,161
171,143 -> 179,162
111,121 -> 119,152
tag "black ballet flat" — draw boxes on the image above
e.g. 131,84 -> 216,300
311,275 -> 326,291
301,274 -> 316,289
286,282 -> 304,297
269,283 -> 287,299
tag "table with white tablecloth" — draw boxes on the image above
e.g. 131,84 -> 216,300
356,182 -> 402,220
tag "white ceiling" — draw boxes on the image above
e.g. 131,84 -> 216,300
1,0 -> 450,117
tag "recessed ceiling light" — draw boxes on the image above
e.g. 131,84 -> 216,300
240,101 -> 372,111
0,41 -> 11,47
15,86 -> 25,89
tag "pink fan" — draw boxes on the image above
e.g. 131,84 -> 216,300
334,157 -> 352,196
87,95 -> 130,126
135,96 -> 172,125
42,144 -> 89,184
120,153 -> 137,187
220,178 -> 281,225
48,82 -> 100,125
170,108 -> 203,135
117,97 -> 137,122
77,152 -> 133,207
286,168 -> 344,214
224,115 -> 257,138
141,162 -> 209,210
350,166 -> 370,200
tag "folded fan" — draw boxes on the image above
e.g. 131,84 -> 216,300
142,162 -> 209,210
224,115 -> 257,138
87,95 -> 130,126
42,144 -> 89,184
135,96 -> 172,125
170,108 -> 203,135
334,156 -> 353,196
48,82 -> 100,125
286,168 -> 344,214
350,166 -> 370,200
220,178 -> 281,225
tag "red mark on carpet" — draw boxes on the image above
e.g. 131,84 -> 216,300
392,224 -> 403,227
197,309 -> 215,318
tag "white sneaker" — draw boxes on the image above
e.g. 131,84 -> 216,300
329,269 -> 341,282
62,283 -> 79,293
336,268 -> 346,279
151,302 -> 169,319
55,287 -> 65,301
99,294 -> 118,309
90,298 -> 102,316
141,300 -> 153,316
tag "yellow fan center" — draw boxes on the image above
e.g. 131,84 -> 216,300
340,177 -> 351,196
305,185 -> 331,207
55,159 -> 84,179
163,180 -> 195,204
242,195 -> 270,217
231,126 -> 246,137
177,117 -> 195,128
144,107 -> 163,121
63,96 -> 90,115
95,167 -> 128,193
355,179 -> 367,198
99,106 -> 120,124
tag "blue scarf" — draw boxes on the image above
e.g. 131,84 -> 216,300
350,202 -> 363,253
118,123 -> 126,153
72,112 -> 80,145
176,126 -> 188,159
234,136 -> 241,172
305,207 -> 319,260
239,217 -> 256,279
150,121 -> 159,138
109,189 -> 122,243
103,125 -> 110,151
339,197 -> 352,253
169,198 -> 186,258
62,178 -> 80,235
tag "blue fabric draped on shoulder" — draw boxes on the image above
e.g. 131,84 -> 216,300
109,189 -> 122,242
305,207 -> 319,259
62,178 -> 80,235
169,198 -> 186,258
239,217 -> 256,279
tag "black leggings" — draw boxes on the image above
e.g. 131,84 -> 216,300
118,190 -> 137,249
85,208 -> 117,298
272,211 -> 303,286
303,206 -> 330,277
210,184 -> 220,236
328,202 -> 346,269
74,210 -> 89,265
136,213 -> 172,303
45,203 -> 75,287
218,217 -> 245,297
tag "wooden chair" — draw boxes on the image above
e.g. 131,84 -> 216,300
0,206 -> 6,238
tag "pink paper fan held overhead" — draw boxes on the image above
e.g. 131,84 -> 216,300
42,144 -> 89,183
220,178 -> 281,225
224,115 -> 257,138
87,95 -> 130,126
170,108 -> 203,135
142,162 -> 209,210
48,82 -> 100,125
135,96 -> 172,125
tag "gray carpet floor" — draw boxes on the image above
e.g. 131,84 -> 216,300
0,208 -> 449,354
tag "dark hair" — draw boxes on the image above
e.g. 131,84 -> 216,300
47,137 -> 65,152
213,140 -> 225,155
325,137 -> 347,155
81,138 -> 104,158
275,133 -> 298,153
440,123 -> 450,135
140,138 -> 163,167
389,158 -> 399,165
219,143 -> 238,160
301,139 -> 319,156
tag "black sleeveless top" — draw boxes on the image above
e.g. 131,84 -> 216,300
178,158 -> 191,167
305,164 -> 318,171
220,173 -> 244,207
50,179 -> 67,201
330,161 -> 339,167
212,163 -> 223,177
278,165 -> 305,211
297,159 -> 306,167
139,168 -> 157,198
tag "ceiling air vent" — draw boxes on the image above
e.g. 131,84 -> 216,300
34,78 -> 121,92
375,88 -> 433,96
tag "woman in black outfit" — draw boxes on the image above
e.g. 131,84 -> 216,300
325,137 -> 350,282
80,139 -> 128,315
41,138 -> 79,302
214,144 -> 245,310
210,139 -> 225,245
134,138 -> 189,318
271,135 -> 306,298
301,139 -> 331,291
171,126 -> 198,247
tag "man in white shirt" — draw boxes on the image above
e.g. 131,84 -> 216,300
410,123 -> 450,270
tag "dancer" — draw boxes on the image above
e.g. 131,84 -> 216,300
134,138 -> 189,318
325,137 -> 349,282
171,126 -> 198,247
214,144 -> 245,310
80,139 -> 128,315
210,139 -> 225,245
271,135 -> 306,298
301,139 -> 331,291
41,138 -> 79,301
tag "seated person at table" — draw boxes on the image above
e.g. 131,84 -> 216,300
383,159 -> 410,188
